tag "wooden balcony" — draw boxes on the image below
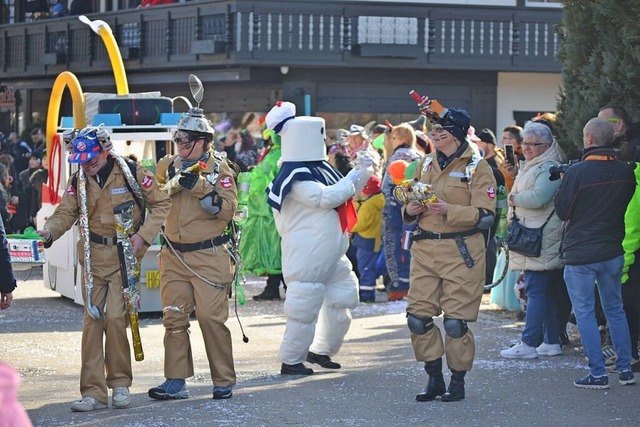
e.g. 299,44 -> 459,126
0,0 -> 562,85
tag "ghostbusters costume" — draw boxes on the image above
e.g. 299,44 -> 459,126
41,128 -> 171,411
151,106 -> 238,400
402,108 -> 497,402
266,102 -> 373,374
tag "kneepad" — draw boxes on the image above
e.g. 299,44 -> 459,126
406,313 -> 434,335
443,318 -> 468,338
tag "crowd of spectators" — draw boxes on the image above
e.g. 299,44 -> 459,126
0,128 -> 48,234
489,105 -> 640,386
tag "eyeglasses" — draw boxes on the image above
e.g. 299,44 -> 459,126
522,142 -> 545,148
607,117 -> 622,124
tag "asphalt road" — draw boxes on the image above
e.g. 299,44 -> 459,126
1,268 -> 639,427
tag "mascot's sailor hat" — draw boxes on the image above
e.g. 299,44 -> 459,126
265,101 -> 326,162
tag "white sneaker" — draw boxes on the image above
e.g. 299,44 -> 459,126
537,343 -> 563,356
500,341 -> 538,359
112,386 -> 132,408
70,396 -> 107,412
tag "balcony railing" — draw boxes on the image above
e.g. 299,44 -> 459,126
0,0 -> 562,81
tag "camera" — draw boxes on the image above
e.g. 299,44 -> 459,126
549,160 -> 579,181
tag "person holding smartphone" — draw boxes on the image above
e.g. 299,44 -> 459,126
499,126 -> 524,191
500,122 -> 566,360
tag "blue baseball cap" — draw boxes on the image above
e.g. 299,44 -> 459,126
68,133 -> 102,163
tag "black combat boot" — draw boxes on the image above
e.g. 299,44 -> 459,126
441,370 -> 465,402
280,363 -> 314,375
416,358 -> 446,402
253,274 -> 282,301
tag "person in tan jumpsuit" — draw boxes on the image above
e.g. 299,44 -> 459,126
403,109 -> 496,402
37,128 -> 171,412
148,106 -> 238,401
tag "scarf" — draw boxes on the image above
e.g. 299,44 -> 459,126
267,160 -> 357,232
181,151 -> 210,169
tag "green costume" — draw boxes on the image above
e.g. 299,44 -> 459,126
239,131 -> 282,275
622,162 -> 640,283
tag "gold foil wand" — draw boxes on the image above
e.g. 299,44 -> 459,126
114,200 -> 144,361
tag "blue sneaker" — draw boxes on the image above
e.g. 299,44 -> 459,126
212,385 -> 234,399
148,378 -> 190,400
574,374 -> 609,390
619,370 -> 635,386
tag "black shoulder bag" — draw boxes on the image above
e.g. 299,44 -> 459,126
506,207 -> 555,258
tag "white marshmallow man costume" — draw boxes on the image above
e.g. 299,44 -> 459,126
266,102 -> 373,365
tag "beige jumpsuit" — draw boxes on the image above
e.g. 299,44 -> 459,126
404,145 -> 496,371
44,158 -> 171,404
155,152 -> 237,387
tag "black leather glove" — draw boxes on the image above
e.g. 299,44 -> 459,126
178,171 -> 199,190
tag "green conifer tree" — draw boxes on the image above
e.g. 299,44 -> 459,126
556,1 -> 640,157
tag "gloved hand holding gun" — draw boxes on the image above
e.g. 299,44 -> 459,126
161,161 -> 207,195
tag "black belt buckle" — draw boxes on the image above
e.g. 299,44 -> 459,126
90,231 -> 116,245
454,235 -> 475,268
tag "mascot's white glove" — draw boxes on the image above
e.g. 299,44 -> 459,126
355,151 -> 374,169
346,153 -> 374,196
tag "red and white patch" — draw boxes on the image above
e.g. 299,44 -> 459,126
486,186 -> 496,200
220,176 -> 233,189
66,184 -> 76,196
142,175 -> 153,189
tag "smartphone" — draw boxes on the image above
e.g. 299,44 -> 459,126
504,144 -> 515,166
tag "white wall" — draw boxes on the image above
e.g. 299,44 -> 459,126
496,72 -> 562,146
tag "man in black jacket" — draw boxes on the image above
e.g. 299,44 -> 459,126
0,215 -> 16,309
554,117 -> 636,389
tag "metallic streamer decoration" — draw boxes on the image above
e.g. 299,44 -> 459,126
113,154 -> 143,200
78,169 -> 102,320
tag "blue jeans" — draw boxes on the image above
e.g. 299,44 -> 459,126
564,256 -> 632,376
521,270 -> 560,347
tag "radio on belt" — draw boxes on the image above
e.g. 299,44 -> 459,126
8,239 -> 46,264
